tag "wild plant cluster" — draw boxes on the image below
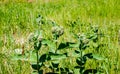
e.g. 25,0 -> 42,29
12,15 -> 105,74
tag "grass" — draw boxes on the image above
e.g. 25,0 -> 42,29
0,0 -> 120,74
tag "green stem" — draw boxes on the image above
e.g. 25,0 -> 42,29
55,41 -> 57,53
36,51 -> 39,72
54,35 -> 58,53
19,60 -> 22,74
79,40 -> 83,74
115,48 -> 119,74
79,40 -> 83,58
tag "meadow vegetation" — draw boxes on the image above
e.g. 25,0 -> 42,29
0,0 -> 120,74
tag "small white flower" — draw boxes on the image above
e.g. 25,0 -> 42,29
14,48 -> 23,55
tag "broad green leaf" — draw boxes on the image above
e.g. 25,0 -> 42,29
58,42 -> 78,50
69,42 -> 79,48
68,50 -> 86,57
92,54 -> 104,60
74,68 -> 80,74
49,53 -> 67,60
88,34 -> 98,42
42,39 -> 56,53
31,64 -> 41,70
83,53 -> 93,59
39,54 -> 47,62
76,58 -> 83,66
11,55 -> 28,61
81,44 -> 89,50
51,61 -> 59,68
41,39 -> 50,45
92,43 -> 98,48
88,34 -> 97,40
75,50 -> 80,53
29,51 -> 37,63
57,42 -> 69,49
74,66 -> 85,73
39,54 -> 50,62
67,50 -> 80,57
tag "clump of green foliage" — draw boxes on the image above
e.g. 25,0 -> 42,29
12,15 -> 106,74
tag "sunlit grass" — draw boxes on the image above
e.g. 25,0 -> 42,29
0,0 -> 120,73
